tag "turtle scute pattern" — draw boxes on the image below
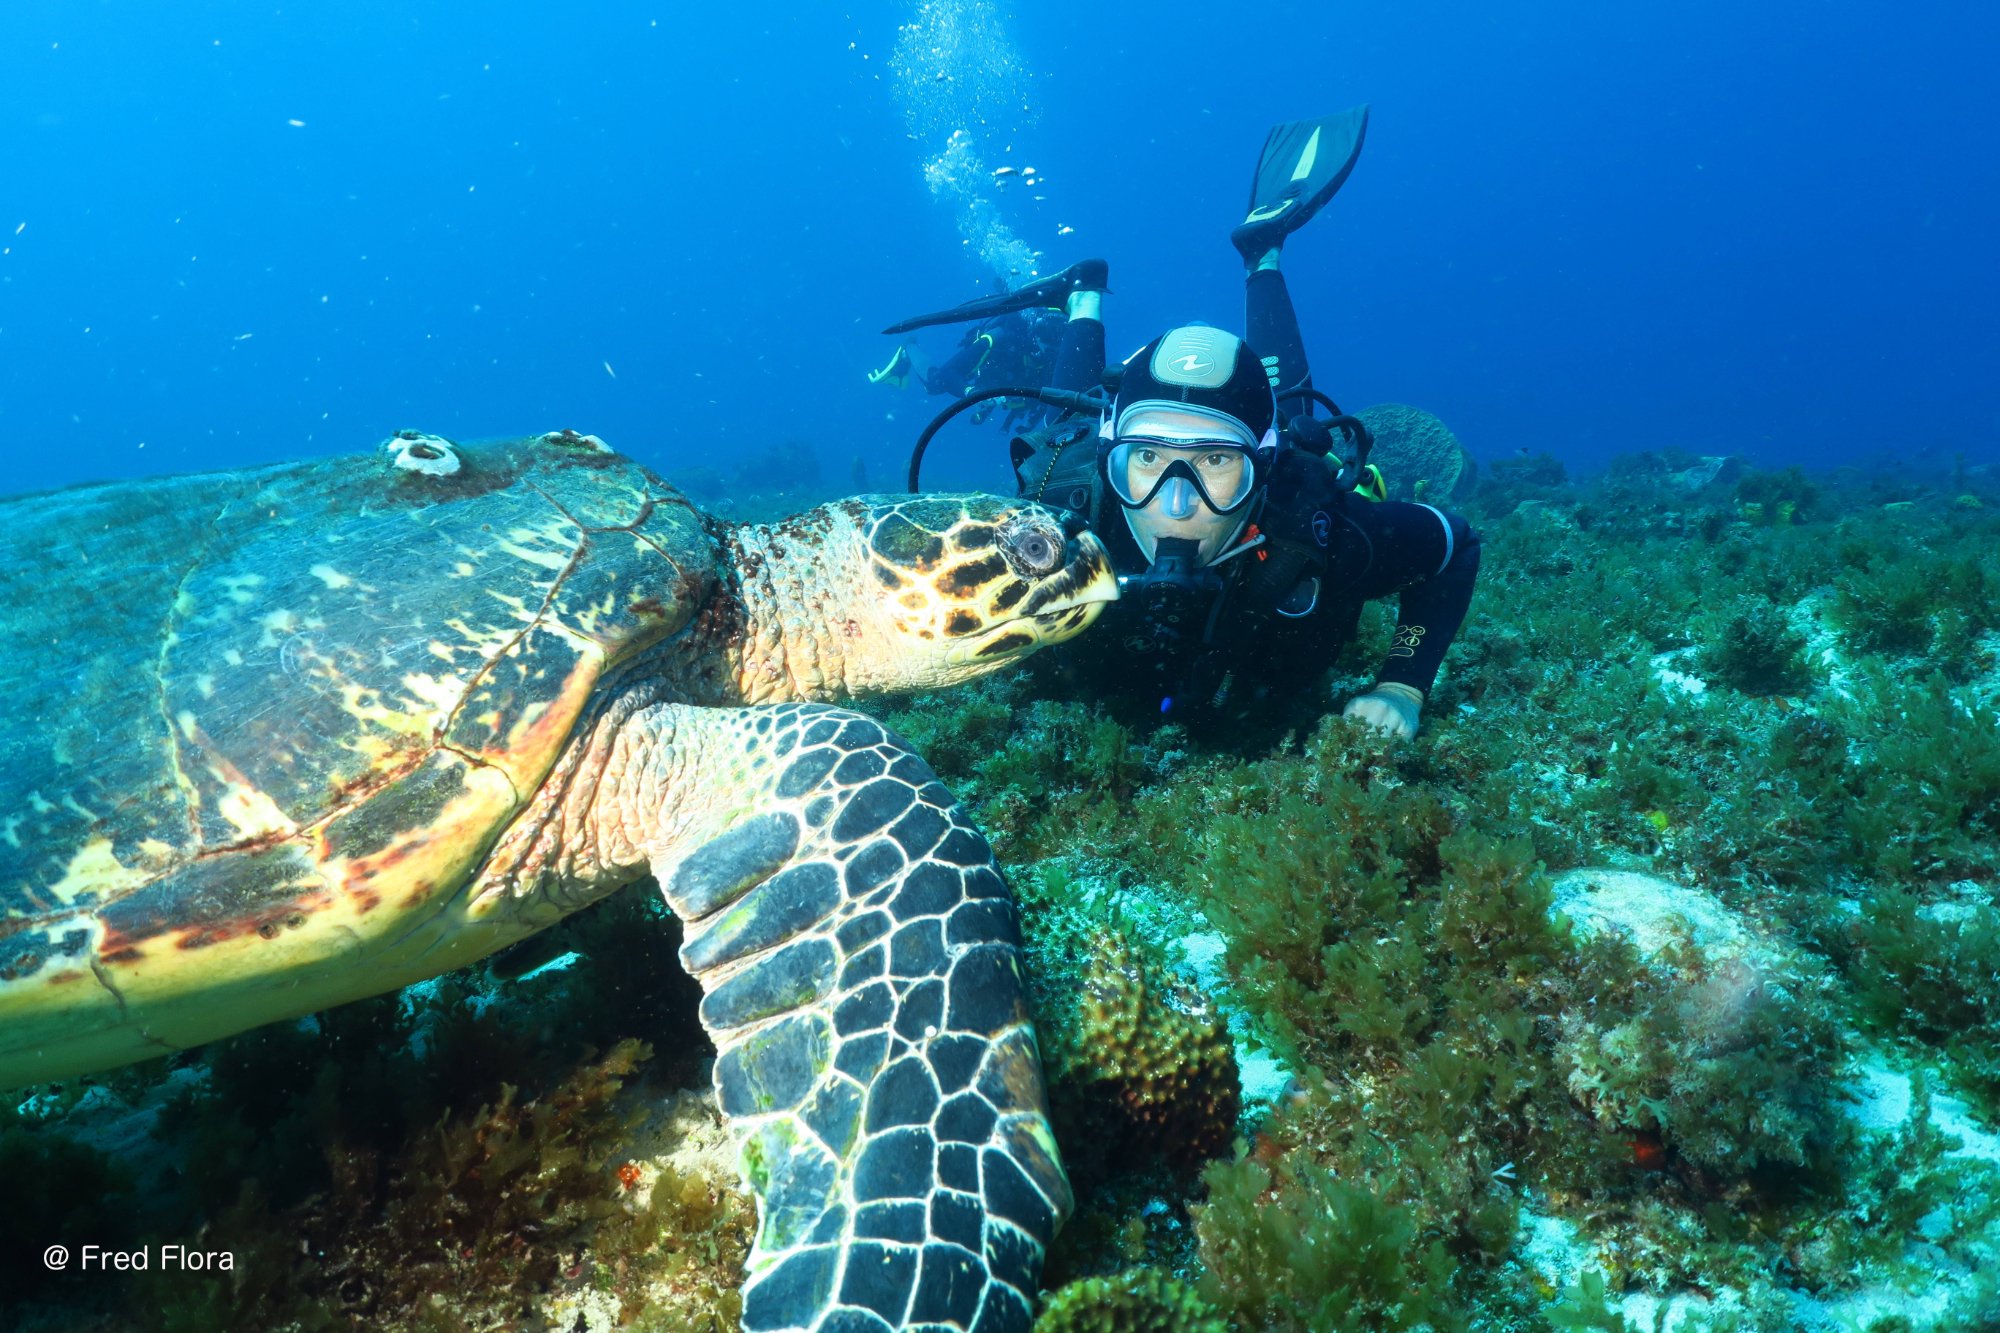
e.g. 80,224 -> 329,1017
0,430 -> 711,1081
0,430 -> 1092,1332
648,700 -> 1072,1333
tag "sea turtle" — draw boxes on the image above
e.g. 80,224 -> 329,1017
0,429 -> 1118,1332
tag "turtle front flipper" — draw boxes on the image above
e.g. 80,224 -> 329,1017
634,701 -> 1070,1333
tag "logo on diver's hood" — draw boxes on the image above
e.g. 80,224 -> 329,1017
1149,327 -> 1236,389
1311,510 -> 1332,546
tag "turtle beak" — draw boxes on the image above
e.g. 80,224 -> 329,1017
1020,530 -> 1119,619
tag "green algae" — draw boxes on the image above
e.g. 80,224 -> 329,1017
8,450 -> 2000,1333
2,888 -> 739,1333
1035,1265 -> 1228,1332
883,455 -> 2000,1331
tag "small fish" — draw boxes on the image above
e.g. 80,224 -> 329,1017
603,360 -> 617,378
991,165 -> 1017,178
1056,224 -> 1074,236
1627,1132 -> 1668,1170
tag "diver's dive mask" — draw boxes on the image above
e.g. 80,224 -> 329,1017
1106,404 -> 1270,564
1105,439 -> 1258,516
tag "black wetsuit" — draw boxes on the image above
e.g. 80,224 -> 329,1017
925,310 -> 1066,432
1032,270 -> 1481,719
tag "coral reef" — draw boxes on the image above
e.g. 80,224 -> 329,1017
1827,531 -> 2000,678
887,452 -> 2000,1329
1480,450 -> 1570,515
1354,402 -> 1477,501
137,1040 -> 750,1331
1695,597 -> 1811,696
1040,929 -> 1240,1183
2,889 -> 742,1333
1839,887 -> 2000,1112
1194,1150 -> 1457,1333
1734,463 -> 1820,526
1551,870 -> 1850,1178
13,445 -> 2000,1332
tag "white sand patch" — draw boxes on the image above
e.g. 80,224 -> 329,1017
1540,868 -> 2000,1328
1648,649 -> 1710,698
1846,1055 -> 2000,1164
1182,929 -> 1297,1111
1555,868 -> 2000,1162
1550,868 -> 1756,959
1519,1194 -> 1974,1333
1516,1207 -> 1726,1332
1782,1268 -> 1965,1331
1787,591 -> 1862,700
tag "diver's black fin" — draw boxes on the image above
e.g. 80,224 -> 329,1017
1230,107 -> 1370,261
867,344 -> 914,387
881,258 -> 1109,335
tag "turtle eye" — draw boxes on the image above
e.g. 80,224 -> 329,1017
1008,527 -> 1061,576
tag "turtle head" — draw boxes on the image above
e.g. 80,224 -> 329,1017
721,495 -> 1117,701
858,495 -> 1118,686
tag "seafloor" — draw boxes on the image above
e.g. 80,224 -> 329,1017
5,442 -> 1999,1332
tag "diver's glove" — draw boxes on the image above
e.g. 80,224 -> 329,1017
1343,682 -> 1424,739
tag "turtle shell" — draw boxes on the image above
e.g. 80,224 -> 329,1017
0,433 -> 713,1083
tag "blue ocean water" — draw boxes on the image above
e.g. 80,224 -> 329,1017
3,1 -> 1996,499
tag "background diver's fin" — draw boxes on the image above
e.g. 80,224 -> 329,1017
1231,106 -> 1370,259
867,344 -> 914,387
882,258 -> 1108,335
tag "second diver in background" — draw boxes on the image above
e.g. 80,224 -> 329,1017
871,306 -> 1068,435
883,108 -> 1481,738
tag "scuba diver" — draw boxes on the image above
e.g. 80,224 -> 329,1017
869,305 -> 1066,434
886,108 -> 1480,739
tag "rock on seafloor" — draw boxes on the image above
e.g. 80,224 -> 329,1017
1535,868 -> 2000,1330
